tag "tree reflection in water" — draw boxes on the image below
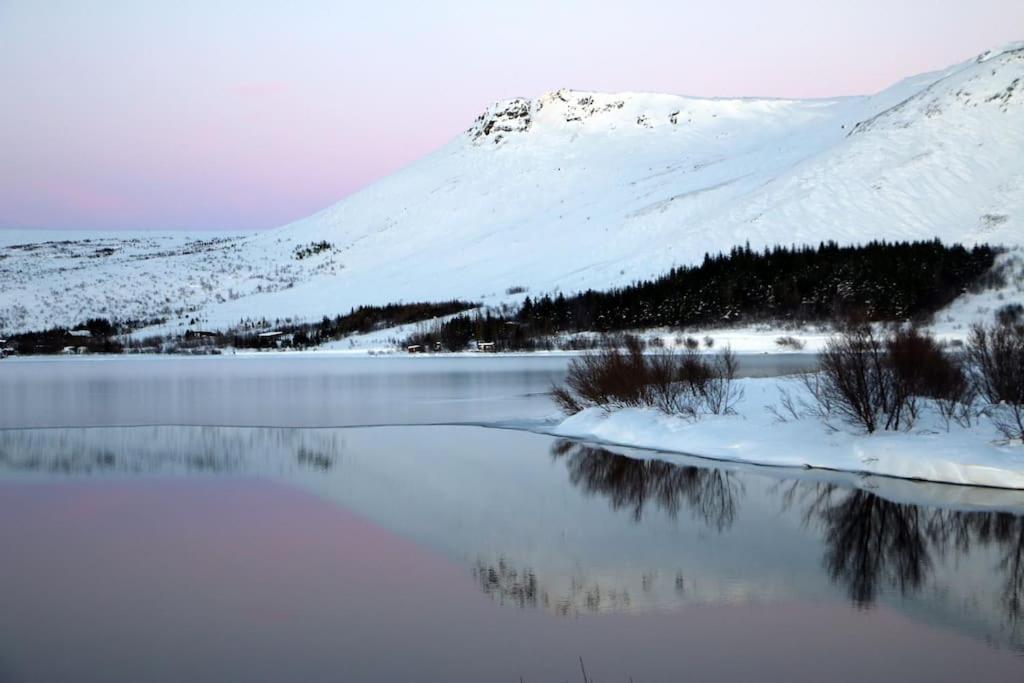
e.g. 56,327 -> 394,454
792,483 -> 1024,625
550,440 -> 743,531
940,509 -> 1024,623
6,427 -> 1024,629
552,440 -> 1024,630
472,558 -> 538,609
796,485 -> 931,605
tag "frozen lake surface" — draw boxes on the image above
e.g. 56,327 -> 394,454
1,355 -> 1022,681
0,353 -> 817,428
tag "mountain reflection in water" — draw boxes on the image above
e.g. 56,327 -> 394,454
2,425 -> 1024,650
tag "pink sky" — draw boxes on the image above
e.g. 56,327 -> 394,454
1,1 -> 1022,231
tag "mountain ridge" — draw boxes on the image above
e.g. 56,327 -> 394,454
1,42 -> 1021,335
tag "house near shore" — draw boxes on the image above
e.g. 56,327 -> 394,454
256,330 -> 294,349
477,342 -> 496,352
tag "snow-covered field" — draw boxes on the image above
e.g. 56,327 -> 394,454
1,42 -> 1022,336
551,376 -> 1024,489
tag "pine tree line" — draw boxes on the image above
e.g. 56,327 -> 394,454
408,240 -> 997,351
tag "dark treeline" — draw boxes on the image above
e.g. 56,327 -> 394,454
211,299 -> 478,351
5,301 -> 477,355
408,240 -> 997,351
5,318 -> 124,355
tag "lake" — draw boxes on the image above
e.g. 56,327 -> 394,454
1,355 -> 1022,682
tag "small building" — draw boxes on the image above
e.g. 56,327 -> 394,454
406,344 -> 424,354
477,342 -> 496,352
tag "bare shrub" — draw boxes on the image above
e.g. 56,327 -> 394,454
933,362 -> 976,430
967,322 -> 1024,440
552,337 -> 741,418
704,348 -> 744,415
997,303 -> 1024,327
817,327 -> 889,433
768,375 -> 836,429
809,326 -> 978,434
775,335 -> 806,351
552,335 -> 649,413
886,327 -> 951,429
892,331 -> 975,430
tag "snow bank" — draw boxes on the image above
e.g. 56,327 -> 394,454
551,377 -> 1024,489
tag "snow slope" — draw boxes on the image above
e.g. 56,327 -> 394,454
1,43 -> 1022,334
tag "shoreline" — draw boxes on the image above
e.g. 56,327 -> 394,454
549,376 -> 1024,490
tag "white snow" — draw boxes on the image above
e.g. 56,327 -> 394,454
551,376 -> 1024,490
1,43 -> 1022,336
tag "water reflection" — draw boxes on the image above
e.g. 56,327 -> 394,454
472,558 -> 539,609
551,440 -> 742,530
472,557 -> 644,616
546,440 -> 1024,644
0,426 -> 343,475
940,510 -> 1024,625
797,485 -> 932,605
4,425 -> 1024,650
781,482 -> 1024,631
296,447 -> 334,471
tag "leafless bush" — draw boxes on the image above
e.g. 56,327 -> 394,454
817,327 -> 889,433
767,375 -> 837,430
967,322 -> 1024,440
810,326 -> 968,433
997,303 -> 1024,327
885,327 -> 960,428
775,335 -> 806,351
704,348 -> 744,415
551,337 -> 742,417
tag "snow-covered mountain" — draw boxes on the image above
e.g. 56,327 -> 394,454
2,42 -> 1022,335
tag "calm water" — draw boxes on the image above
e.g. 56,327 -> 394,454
1,355 -> 1022,682
0,353 -> 816,428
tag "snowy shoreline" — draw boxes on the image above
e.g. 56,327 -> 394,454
549,377 -> 1024,490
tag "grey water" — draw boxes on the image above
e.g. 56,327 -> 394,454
0,353 -> 816,429
1,354 -> 1022,682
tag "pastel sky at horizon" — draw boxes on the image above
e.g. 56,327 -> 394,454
2,1 -> 1022,232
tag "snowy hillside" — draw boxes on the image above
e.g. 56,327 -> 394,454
1,42 -> 1022,335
